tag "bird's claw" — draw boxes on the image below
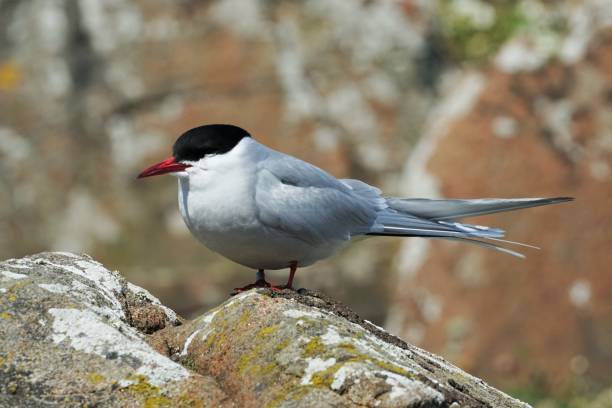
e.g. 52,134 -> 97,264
230,280 -> 294,295
230,279 -> 271,295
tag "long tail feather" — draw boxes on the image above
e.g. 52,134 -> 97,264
363,196 -> 572,257
440,237 -> 526,258
484,236 -> 540,250
386,197 -> 573,220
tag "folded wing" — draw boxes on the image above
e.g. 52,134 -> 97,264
254,155 -> 379,245
385,197 -> 573,220
255,147 -> 573,257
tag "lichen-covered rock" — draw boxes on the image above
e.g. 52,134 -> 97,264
0,252 -> 529,407
0,252 -> 230,407
153,290 -> 529,408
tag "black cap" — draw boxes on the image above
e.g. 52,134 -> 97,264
173,124 -> 251,162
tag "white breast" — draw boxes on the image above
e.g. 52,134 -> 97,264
178,138 -> 259,239
176,138 -> 344,269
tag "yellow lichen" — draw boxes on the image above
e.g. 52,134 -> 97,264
237,343 -> 264,374
125,375 -> 153,391
257,324 -> 280,338
373,359 -> 413,378
276,339 -> 290,351
0,312 -> 11,319
211,331 -> 227,349
1,281 -> 28,307
204,331 -> 218,348
266,385 -> 312,408
144,396 -> 171,408
337,342 -> 357,353
238,310 -> 252,326
259,362 -> 278,375
302,337 -> 325,357
125,375 -> 170,408
237,336 -> 281,376
88,373 -> 106,384
310,363 -> 343,387
268,353 -> 414,407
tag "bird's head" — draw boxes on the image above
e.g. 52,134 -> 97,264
137,124 -> 251,179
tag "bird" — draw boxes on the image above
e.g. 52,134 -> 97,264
138,124 -> 572,293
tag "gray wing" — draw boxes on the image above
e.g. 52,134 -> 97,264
254,154 -> 379,244
386,197 -> 573,220
255,148 -> 572,257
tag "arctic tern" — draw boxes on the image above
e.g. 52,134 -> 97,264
138,124 -> 572,292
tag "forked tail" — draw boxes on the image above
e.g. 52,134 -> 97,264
366,197 -> 573,257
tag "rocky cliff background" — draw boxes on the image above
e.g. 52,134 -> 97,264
1,1 -> 611,406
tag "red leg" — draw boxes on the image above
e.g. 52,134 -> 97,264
274,261 -> 297,290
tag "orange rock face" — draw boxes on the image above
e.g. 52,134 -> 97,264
388,28 -> 612,392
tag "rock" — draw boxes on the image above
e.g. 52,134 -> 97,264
0,252 -> 529,407
0,252 -> 229,407
387,16 -> 612,391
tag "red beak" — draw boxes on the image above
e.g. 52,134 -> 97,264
137,156 -> 191,178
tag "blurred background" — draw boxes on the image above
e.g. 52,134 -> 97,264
1,0 -> 611,405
